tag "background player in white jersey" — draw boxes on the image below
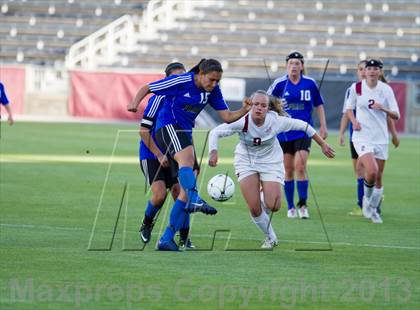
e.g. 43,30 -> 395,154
267,52 -> 328,219
208,90 -> 334,248
345,59 -> 400,224
339,61 -> 399,216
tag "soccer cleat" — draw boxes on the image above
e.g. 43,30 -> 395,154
298,206 -> 310,219
157,239 -> 180,251
185,197 -> 217,215
370,209 -> 383,224
348,206 -> 363,216
139,219 -> 154,243
179,238 -> 196,249
261,237 -> 278,249
362,196 -> 374,219
287,208 -> 297,218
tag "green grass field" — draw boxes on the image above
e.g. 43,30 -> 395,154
1,122 -> 419,309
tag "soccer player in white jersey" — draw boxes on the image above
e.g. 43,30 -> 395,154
208,90 -> 334,248
339,61 -> 399,216
345,59 -> 400,224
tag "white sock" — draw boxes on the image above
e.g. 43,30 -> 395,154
370,187 -> 383,208
364,180 -> 375,199
251,212 -> 277,241
260,191 -> 270,215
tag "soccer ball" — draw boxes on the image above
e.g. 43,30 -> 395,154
207,174 -> 235,201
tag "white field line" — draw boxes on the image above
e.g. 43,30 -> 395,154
87,130 -> 121,249
1,223 -> 419,251
0,154 -> 348,167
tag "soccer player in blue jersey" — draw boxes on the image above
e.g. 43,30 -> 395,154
138,62 -> 195,248
267,52 -> 328,219
0,82 -> 14,125
128,58 -> 252,251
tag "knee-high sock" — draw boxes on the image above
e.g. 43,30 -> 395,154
160,199 -> 187,242
357,178 -> 364,208
144,200 -> 161,223
296,180 -> 308,203
363,179 -> 375,199
284,180 -> 295,210
179,166 -> 199,203
251,212 -> 277,241
370,187 -> 383,208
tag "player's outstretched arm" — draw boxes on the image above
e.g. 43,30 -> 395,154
312,133 -> 335,158
127,85 -> 150,112
217,97 -> 252,123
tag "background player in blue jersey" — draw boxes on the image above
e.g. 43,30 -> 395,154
129,58 -> 252,251
138,62 -> 195,248
0,82 -> 14,125
267,52 -> 328,219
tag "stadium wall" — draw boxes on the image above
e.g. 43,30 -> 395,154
0,66 -> 25,115
69,70 -> 164,121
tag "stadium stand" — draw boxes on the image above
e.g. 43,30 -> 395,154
115,0 -> 419,79
0,0 -> 146,65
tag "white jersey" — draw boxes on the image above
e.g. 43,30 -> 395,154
345,80 -> 400,144
208,111 -> 316,166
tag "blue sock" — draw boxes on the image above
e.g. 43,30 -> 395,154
178,167 -> 196,190
357,178 -> 364,208
145,200 -> 161,221
160,199 -> 186,242
178,166 -> 200,204
297,180 -> 308,203
284,180 -> 295,210
181,214 -> 190,230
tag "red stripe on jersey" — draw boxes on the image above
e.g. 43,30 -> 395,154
242,114 -> 249,132
355,81 -> 362,96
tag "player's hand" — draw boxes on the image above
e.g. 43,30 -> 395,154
7,115 -> 14,126
157,154 -> 169,168
392,135 -> 400,148
127,102 -> 138,113
208,150 -> 218,167
352,121 -> 361,131
338,134 -> 345,146
321,143 -> 335,158
242,97 -> 252,111
319,125 -> 328,140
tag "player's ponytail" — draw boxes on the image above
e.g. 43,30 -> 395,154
189,58 -> 206,74
269,96 -> 289,117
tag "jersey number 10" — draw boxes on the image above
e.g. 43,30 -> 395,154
300,90 -> 311,101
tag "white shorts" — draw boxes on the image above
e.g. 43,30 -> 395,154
353,142 -> 388,160
234,160 -> 285,184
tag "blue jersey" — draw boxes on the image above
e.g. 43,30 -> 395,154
268,74 -> 324,142
149,72 -> 228,138
139,95 -> 165,160
0,83 -> 10,105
